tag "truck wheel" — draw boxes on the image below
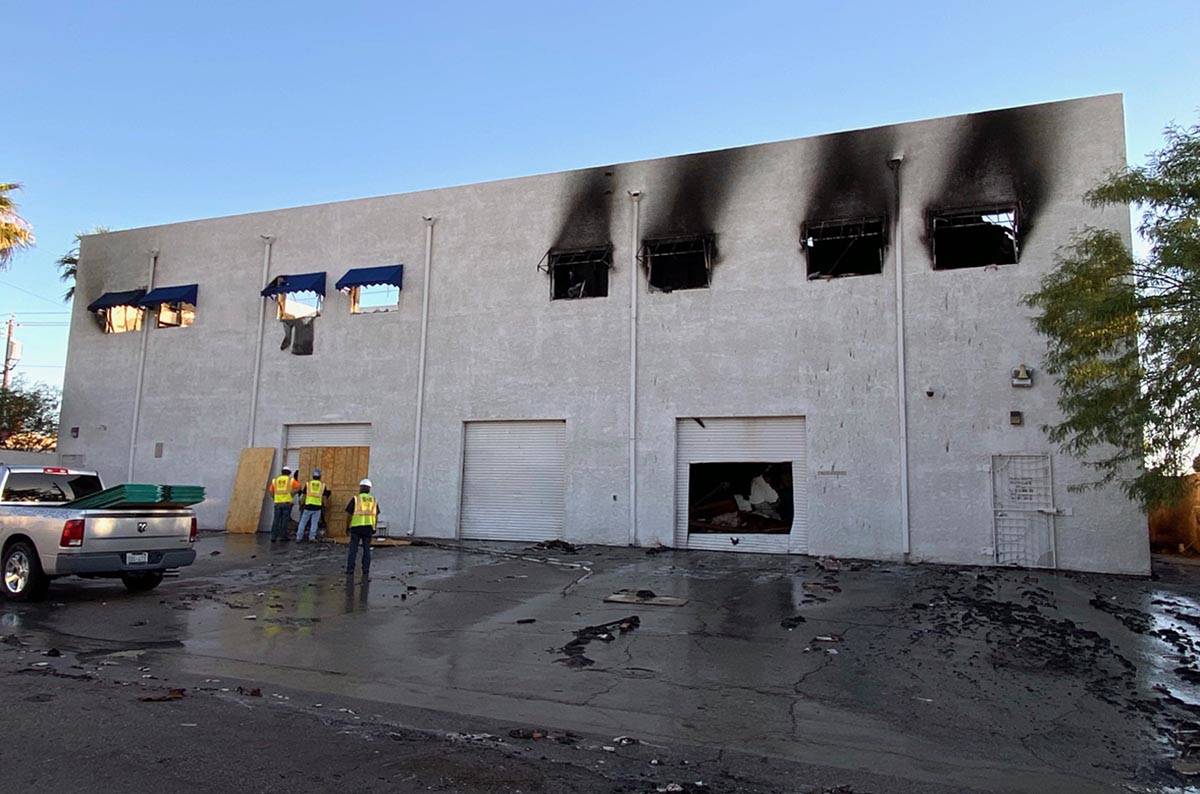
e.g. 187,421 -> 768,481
121,571 -> 165,593
2,541 -> 49,602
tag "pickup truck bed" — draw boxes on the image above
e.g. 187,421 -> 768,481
0,465 -> 197,601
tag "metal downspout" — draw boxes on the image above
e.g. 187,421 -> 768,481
126,248 -> 158,481
407,216 -> 436,537
247,235 -> 273,448
628,191 -> 642,547
889,156 -> 911,558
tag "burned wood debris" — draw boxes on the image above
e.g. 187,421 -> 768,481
687,462 -> 793,534
554,615 -> 640,669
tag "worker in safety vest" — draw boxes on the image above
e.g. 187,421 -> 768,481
267,467 -> 300,542
345,478 -> 378,578
295,468 -> 329,543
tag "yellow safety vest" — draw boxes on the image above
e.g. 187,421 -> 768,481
304,480 -> 324,507
273,475 -> 293,504
350,493 -> 377,528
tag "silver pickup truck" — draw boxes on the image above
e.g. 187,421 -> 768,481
0,465 -> 197,601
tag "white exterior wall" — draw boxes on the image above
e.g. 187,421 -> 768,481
57,94 -> 1149,574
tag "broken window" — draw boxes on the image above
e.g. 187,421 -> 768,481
642,235 -> 715,292
280,317 -> 315,356
544,246 -> 611,300
95,305 -> 143,334
350,285 -> 400,313
155,301 -> 194,329
687,462 -> 794,534
277,293 -> 321,320
931,206 -> 1019,270
802,217 -> 885,279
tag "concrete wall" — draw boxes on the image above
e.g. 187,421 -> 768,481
0,450 -> 60,467
57,93 -> 1149,574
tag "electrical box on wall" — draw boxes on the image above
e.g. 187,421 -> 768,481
1011,364 -> 1033,388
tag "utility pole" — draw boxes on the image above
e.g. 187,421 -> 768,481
2,316 -> 14,391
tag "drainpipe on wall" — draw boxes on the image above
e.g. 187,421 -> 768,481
628,191 -> 642,547
246,235 -> 274,448
888,155 -> 911,558
126,248 -> 158,482
407,216 -> 436,537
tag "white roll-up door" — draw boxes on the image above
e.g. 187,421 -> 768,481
675,416 -> 808,554
460,420 -> 566,542
284,423 -> 373,448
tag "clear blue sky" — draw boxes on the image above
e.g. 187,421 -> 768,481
5,1 -> 1199,389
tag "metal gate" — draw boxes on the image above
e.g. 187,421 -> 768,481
991,454 -> 1057,568
460,420 -> 566,542
675,416 -> 808,554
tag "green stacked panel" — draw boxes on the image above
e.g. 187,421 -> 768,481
64,483 -> 205,510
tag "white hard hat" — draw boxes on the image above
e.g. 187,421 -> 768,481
359,478 -> 373,488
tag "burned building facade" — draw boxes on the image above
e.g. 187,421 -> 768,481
58,94 -> 1148,574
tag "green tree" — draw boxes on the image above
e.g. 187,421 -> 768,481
0,377 -> 60,449
1025,119 -> 1200,509
57,227 -> 109,301
0,182 -> 35,269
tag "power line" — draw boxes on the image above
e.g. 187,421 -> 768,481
0,280 -> 66,307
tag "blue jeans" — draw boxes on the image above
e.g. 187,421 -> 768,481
270,504 -> 292,540
296,508 -> 321,541
346,526 -> 373,575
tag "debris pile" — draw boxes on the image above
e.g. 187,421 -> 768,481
554,615 -> 640,669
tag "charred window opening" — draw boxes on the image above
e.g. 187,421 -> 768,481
931,206 -> 1019,270
687,462 -> 793,535
544,246 -> 611,300
642,234 -> 715,292
802,217 -> 885,280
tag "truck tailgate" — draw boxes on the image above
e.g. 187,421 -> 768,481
82,511 -> 193,553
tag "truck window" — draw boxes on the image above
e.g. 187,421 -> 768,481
1,472 -> 103,503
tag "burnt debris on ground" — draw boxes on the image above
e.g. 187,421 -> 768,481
554,616 -> 640,669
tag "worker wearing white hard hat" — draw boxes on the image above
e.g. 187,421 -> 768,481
345,477 -> 378,578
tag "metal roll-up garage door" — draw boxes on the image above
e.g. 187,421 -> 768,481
285,423 -> 373,448
460,420 -> 566,542
675,416 -> 808,554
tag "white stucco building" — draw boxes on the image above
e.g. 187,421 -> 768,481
58,93 -> 1148,574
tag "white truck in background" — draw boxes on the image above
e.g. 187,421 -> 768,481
0,465 -> 197,601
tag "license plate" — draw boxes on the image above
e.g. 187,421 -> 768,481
126,552 -> 149,564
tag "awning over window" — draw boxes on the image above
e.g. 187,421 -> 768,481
86,289 -> 146,312
138,284 -> 199,307
260,272 -> 326,298
335,265 -> 404,292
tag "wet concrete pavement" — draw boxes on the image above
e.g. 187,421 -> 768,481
3,534 -> 1200,792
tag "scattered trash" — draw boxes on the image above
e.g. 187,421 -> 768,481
605,590 -> 688,607
780,616 -> 806,629
602,745 -> 616,753
31,662 -> 49,668
180,723 -> 198,727
509,728 -> 548,740
613,735 -> 638,746
406,585 -> 417,592
816,556 -> 842,572
650,758 -> 661,766
644,545 -> 668,556
516,618 -> 537,625
210,550 -> 221,556
236,686 -> 262,697
531,539 -> 578,555
139,688 -> 186,702
657,784 -> 684,793
43,648 -> 61,658
554,615 -> 640,668
243,615 -> 257,620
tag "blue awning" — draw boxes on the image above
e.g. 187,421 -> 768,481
336,265 -> 404,292
260,272 -> 326,298
138,284 -> 198,307
86,289 -> 146,312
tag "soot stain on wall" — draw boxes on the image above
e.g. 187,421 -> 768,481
644,148 -> 748,249
553,167 -> 616,250
802,125 -> 899,224
928,104 -> 1062,248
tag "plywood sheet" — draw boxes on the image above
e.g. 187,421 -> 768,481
225,448 -> 276,534
296,446 -> 370,539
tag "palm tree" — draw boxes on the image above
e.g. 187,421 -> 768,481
57,227 -> 109,301
0,183 -> 35,269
